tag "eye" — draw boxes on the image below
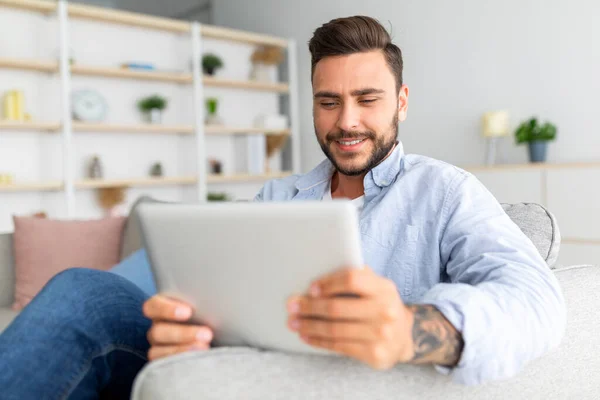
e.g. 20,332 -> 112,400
320,102 -> 337,108
360,99 -> 377,104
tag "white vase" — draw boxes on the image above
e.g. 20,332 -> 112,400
250,63 -> 271,82
149,109 -> 162,124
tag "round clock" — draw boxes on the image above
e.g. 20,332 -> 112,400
72,89 -> 108,122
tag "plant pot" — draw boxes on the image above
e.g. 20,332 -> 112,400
205,113 -> 223,125
528,140 -> 548,163
147,109 -> 162,124
203,67 -> 215,76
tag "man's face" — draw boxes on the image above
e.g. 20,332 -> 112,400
312,50 -> 408,176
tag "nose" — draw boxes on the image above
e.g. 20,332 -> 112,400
335,103 -> 360,132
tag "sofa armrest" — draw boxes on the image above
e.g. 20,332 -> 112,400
502,203 -> 561,268
132,265 -> 600,400
0,233 -> 15,308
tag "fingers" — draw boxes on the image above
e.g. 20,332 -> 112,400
287,296 -> 400,322
300,336 -> 395,370
148,342 -> 210,361
310,267 -> 391,298
288,318 -> 394,342
143,295 -> 194,322
144,295 -> 213,362
147,322 -> 213,346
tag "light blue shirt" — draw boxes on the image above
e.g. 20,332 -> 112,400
255,142 -> 566,385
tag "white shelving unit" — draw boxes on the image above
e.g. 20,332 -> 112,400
0,0 -> 300,229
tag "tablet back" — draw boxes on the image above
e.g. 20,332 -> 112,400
138,201 -> 364,354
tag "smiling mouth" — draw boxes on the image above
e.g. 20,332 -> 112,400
336,138 -> 365,146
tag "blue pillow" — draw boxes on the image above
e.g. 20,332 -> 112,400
109,248 -> 157,296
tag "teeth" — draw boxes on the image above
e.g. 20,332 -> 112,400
338,139 -> 364,146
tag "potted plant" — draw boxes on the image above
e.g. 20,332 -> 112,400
207,192 -> 229,202
202,53 -> 223,76
515,117 -> 557,163
250,45 -> 284,82
149,162 -> 163,177
205,97 -> 223,125
138,95 -> 167,124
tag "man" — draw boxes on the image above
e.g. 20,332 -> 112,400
0,15 -> 565,398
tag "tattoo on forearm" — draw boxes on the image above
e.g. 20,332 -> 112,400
407,304 -> 464,366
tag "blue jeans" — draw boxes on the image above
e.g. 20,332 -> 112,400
0,268 -> 152,399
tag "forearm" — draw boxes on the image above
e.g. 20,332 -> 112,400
421,276 -> 566,385
405,304 -> 464,367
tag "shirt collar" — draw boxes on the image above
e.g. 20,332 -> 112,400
295,141 -> 405,191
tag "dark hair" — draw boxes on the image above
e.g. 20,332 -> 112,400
308,16 -> 403,92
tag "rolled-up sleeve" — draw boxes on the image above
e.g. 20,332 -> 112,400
421,173 -> 566,385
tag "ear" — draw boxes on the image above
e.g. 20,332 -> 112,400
397,84 -> 409,122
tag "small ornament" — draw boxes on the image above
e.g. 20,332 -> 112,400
88,155 -> 103,179
72,89 -> 108,122
209,159 -> 222,174
150,162 -> 163,177
97,187 -> 126,216
0,173 -> 14,184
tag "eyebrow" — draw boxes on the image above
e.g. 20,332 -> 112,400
314,88 -> 385,99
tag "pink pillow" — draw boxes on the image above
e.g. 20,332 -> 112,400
12,215 -> 126,310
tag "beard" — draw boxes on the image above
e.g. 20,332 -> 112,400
316,112 -> 399,176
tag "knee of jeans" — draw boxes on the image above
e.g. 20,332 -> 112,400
43,268 -> 117,299
48,267 -> 106,287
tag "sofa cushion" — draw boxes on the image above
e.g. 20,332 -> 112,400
12,216 -> 126,310
0,308 -> 18,333
131,264 -> 599,400
0,233 -> 15,308
110,248 -> 156,296
502,203 -> 560,268
121,196 -> 169,261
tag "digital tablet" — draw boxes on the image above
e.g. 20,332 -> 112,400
137,201 -> 364,355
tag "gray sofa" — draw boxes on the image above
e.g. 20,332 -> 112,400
1,201 -> 598,398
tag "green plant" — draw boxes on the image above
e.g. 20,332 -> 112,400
202,53 -> 223,73
206,98 -> 218,115
207,192 -> 229,202
515,118 -> 557,144
137,95 -> 167,113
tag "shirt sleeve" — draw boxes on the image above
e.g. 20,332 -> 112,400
420,172 -> 566,385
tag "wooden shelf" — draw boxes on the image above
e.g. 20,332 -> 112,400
1,1 -> 288,47
76,176 -> 198,189
203,76 -> 289,93
205,126 -> 290,136
0,121 -> 291,136
0,57 -> 58,73
0,120 -> 60,132
562,238 -> 600,246
73,122 -> 194,135
68,2 -> 190,33
465,162 -> 600,173
201,25 -> 287,48
0,181 -> 63,192
0,0 -> 56,14
208,171 -> 292,184
71,65 -> 192,83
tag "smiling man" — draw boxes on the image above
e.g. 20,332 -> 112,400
144,16 -> 565,383
0,15 -> 565,398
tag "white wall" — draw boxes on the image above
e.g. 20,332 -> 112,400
213,0 -> 600,172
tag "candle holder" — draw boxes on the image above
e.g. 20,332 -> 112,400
482,111 -> 509,165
